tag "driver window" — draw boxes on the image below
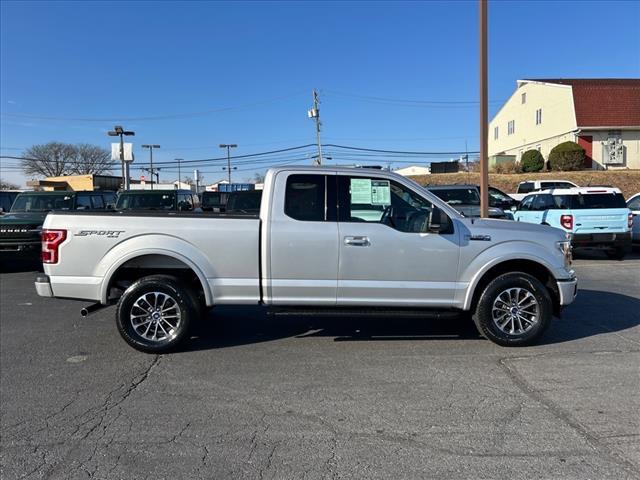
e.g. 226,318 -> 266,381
340,176 -> 445,233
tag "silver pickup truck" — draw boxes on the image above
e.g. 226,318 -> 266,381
36,166 -> 577,352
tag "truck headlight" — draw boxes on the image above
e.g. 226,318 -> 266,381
557,239 -> 572,267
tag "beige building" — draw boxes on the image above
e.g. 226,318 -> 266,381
27,174 -> 128,191
489,79 -> 640,170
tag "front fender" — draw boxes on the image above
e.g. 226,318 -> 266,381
97,234 -> 214,305
459,240 -> 564,310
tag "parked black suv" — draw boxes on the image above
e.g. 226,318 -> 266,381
0,190 -> 117,258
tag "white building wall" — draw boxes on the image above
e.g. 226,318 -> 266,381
489,81 -> 578,159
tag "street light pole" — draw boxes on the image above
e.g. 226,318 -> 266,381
219,144 -> 237,184
141,144 -> 161,190
107,125 -> 135,190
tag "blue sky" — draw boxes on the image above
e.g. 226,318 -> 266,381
1,0 -> 639,186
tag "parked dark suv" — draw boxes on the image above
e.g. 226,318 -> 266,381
0,191 -> 21,215
426,184 -> 514,219
115,189 -> 201,211
0,190 -> 117,258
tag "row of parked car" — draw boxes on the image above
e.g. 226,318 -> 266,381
0,188 -> 262,259
424,181 -> 639,260
1,177 -> 638,262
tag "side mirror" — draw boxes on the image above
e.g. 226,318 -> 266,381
510,205 -> 517,212
428,207 -> 450,233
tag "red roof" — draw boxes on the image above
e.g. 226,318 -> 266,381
529,79 -> 640,127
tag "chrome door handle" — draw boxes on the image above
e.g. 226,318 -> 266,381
344,236 -> 370,246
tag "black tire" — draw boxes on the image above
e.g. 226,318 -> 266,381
116,274 -> 199,353
606,247 -> 626,260
472,272 -> 552,347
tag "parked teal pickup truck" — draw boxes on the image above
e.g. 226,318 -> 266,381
513,187 -> 632,259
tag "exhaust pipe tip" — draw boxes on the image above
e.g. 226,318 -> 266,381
80,302 -> 105,318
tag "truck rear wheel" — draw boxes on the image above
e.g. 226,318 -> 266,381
116,275 -> 198,353
472,272 -> 552,347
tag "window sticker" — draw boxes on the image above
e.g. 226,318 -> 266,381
371,180 -> 391,205
350,178 -> 372,204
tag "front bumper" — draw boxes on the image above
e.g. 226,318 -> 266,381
0,239 -> 40,254
35,275 -> 53,297
571,232 -> 631,250
557,275 -> 578,306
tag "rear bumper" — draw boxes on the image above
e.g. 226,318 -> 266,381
35,275 -> 53,297
571,232 -> 631,249
557,275 -> 578,306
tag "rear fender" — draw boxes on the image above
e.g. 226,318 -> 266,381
97,234 -> 214,305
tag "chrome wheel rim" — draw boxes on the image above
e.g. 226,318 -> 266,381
491,287 -> 539,336
130,291 -> 181,342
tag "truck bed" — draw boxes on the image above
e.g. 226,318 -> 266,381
42,211 -> 261,304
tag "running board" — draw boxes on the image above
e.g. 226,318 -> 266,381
268,307 -> 462,319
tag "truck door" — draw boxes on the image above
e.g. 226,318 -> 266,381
267,172 -> 339,305
335,174 -> 460,307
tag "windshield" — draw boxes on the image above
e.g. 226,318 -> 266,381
488,188 -> 512,203
431,188 -> 480,205
11,194 -> 73,212
116,192 -> 176,210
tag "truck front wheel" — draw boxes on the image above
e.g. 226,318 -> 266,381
116,275 -> 198,353
472,272 -> 552,347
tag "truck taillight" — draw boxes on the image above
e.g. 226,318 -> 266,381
42,229 -> 67,264
629,213 -> 634,229
560,214 -> 573,230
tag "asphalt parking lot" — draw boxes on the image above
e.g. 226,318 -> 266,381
1,251 -> 639,480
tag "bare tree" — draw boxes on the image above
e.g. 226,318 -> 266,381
21,142 -> 76,177
252,172 -> 266,183
72,144 -> 115,175
1,178 -> 20,189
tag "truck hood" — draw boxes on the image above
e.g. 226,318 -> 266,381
0,212 -> 48,226
460,217 -> 567,242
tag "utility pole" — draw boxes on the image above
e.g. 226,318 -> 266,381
308,89 -> 323,166
175,158 -> 183,187
479,0 -> 489,218
107,125 -> 135,190
219,144 -> 237,184
141,144 -> 160,190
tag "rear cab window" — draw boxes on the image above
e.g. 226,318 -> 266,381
284,174 -> 334,221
